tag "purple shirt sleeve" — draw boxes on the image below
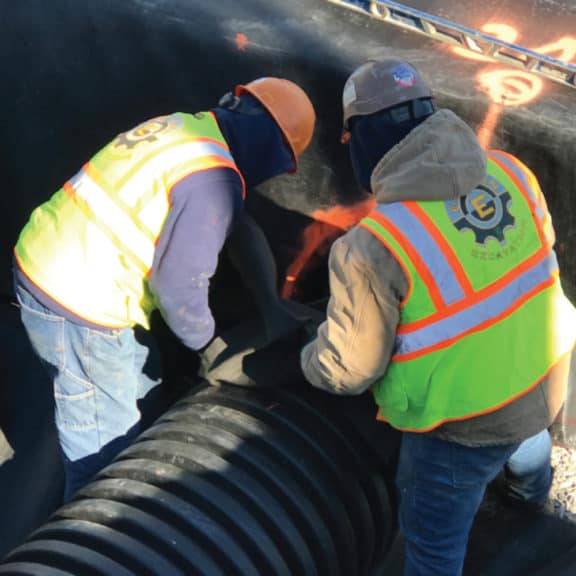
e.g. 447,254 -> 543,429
149,168 -> 244,350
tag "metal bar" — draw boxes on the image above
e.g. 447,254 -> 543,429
326,0 -> 576,90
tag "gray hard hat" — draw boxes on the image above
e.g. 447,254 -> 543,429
342,59 -> 433,129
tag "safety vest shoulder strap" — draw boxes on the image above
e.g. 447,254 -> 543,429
374,202 -> 470,308
359,211 -> 433,319
488,150 -> 554,248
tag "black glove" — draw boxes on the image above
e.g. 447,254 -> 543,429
241,323 -> 311,388
200,305 -> 322,389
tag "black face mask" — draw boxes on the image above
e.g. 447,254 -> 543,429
212,94 -> 295,189
349,99 -> 435,193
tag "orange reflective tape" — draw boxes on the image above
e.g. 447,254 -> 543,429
398,241 -> 550,334
111,135 -> 234,191
13,250 -> 132,329
83,161 -> 105,188
168,135 -> 233,154
358,221 -> 413,307
62,181 -> 75,198
394,273 -> 557,361
369,211 -> 445,310
166,156 -> 246,202
501,152 -> 555,247
377,344 -> 573,432
403,202 -> 475,296
488,151 -> 548,249
196,136 -> 231,150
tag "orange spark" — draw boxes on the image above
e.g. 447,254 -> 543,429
281,197 -> 376,299
453,23 -> 519,62
235,33 -> 249,51
311,196 -> 376,229
281,220 -> 336,298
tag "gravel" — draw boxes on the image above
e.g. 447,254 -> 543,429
550,444 -> 576,522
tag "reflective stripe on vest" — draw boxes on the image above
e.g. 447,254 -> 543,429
365,204 -> 468,308
108,137 -> 242,206
64,139 -> 236,275
489,150 -> 554,247
393,251 -> 558,360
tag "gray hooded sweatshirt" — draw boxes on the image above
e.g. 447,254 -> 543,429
301,109 -> 569,446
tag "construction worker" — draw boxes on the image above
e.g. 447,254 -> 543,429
13,77 -> 316,501
300,59 -> 576,575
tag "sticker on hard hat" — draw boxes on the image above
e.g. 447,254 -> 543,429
392,64 -> 416,87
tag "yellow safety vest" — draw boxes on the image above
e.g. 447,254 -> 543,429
15,112 -> 244,328
361,150 -> 576,431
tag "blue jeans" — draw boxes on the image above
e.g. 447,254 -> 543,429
396,430 -> 553,576
15,283 -> 162,501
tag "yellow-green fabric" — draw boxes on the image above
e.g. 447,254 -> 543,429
15,112 -> 241,328
362,155 -> 576,431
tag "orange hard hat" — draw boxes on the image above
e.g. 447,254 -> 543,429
235,77 -> 316,168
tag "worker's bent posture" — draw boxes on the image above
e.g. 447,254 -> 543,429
14,77 -> 316,500
300,59 -> 576,576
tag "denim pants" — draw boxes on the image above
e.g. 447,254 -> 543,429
396,429 -> 553,576
15,283 -> 162,501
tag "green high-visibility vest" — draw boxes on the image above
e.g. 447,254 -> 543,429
360,150 -> 576,432
15,112 -> 244,328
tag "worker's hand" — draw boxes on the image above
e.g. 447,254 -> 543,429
199,299 -> 323,389
241,322 -> 312,388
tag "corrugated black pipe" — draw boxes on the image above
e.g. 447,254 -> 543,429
0,383 -> 396,576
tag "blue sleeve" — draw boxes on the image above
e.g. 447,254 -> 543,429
149,168 -> 244,350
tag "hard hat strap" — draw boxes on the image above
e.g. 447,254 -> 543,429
388,98 -> 435,125
218,92 -> 266,116
218,92 -> 242,111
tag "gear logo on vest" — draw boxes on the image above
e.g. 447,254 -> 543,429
445,175 -> 515,245
113,115 -> 183,152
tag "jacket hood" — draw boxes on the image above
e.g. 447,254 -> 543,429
370,109 -> 487,204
